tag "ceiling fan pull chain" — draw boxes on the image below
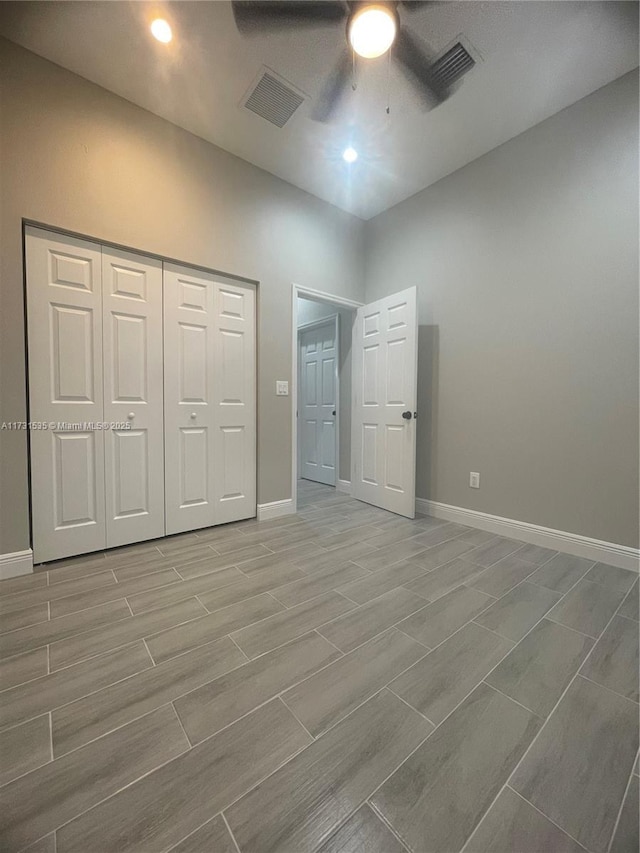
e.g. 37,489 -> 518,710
352,48 -> 357,91
386,47 -> 391,114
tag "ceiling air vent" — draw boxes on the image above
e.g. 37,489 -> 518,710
242,68 -> 306,128
430,40 -> 476,89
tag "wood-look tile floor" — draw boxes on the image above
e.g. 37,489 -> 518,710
0,480 -> 637,852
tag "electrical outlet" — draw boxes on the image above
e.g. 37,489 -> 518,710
276,380 -> 289,396
469,472 -> 480,489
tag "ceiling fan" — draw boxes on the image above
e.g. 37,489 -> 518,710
231,1 -> 462,122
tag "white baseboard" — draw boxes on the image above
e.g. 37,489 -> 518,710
257,499 -> 295,522
416,498 -> 639,573
0,549 -> 34,580
337,479 -> 352,495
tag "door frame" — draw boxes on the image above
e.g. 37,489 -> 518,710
291,284 -> 363,511
298,314 -> 339,488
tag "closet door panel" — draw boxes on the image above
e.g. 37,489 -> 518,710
102,249 -> 164,547
213,282 -> 256,523
26,227 -> 106,563
164,264 -> 216,534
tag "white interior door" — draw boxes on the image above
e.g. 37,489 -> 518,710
26,227 -> 106,562
299,319 -> 337,486
102,248 -> 165,547
164,264 -> 256,534
351,287 -> 418,517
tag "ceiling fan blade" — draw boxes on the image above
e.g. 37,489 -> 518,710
393,27 -> 449,107
311,49 -> 352,122
232,1 -> 347,33
400,1 -> 438,9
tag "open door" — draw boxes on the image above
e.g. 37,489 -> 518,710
351,287 -> 418,517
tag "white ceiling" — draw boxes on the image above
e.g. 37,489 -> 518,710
1,1 -> 637,219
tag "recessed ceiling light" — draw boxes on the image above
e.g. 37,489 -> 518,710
348,5 -> 397,60
151,18 -> 172,43
343,147 -> 358,163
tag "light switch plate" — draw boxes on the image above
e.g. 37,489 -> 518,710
276,380 -> 289,396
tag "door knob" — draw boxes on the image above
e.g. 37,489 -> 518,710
190,412 -> 197,419
127,412 -> 135,420
332,410 -> 336,416
401,411 -> 413,420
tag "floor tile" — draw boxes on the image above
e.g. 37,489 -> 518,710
176,545 -> 273,579
176,632 -> 340,743
467,555 -> 538,598
197,563 -> 306,612
0,572 -> 48,597
272,561 -> 368,607
318,587 -> 427,653
290,541 -> 376,574
527,553 -> 594,593
410,523 -> 468,549
579,615 -> 639,702
232,591 -> 354,658
547,579 -> 625,638
457,529 -> 498,546
618,580 -> 639,621
511,543 -> 558,565
0,714 -> 51,786
0,641 -> 151,730
317,525 -> 381,551
0,647 -> 48,691
390,621 -> 513,725
156,538 -> 212,558
317,805 -> 405,853
398,585 -> 495,648
170,814 -> 237,853
609,774 -> 639,853
409,537 -> 478,569
111,555 -> 183,583
0,571 -> 116,616
126,566 -> 244,615
511,676 -> 639,853
337,559 -> 431,605
50,567 -> 181,618
46,558 -> 118,586
52,636 -> 245,756
405,558 -> 488,602
352,539 -> 428,573
0,602 -> 49,634
237,544 -> 321,576
22,834 -> 56,853
584,562 -> 638,593
0,598 -> 132,661
371,683 -> 540,853
464,537 -> 523,568
50,597 -> 206,670
56,699 -> 310,853
146,594 -> 284,664
283,629 -> 427,736
474,582 -> 561,642
226,690 -> 431,853
486,619 -> 593,717
462,787 -> 585,853
0,704 -> 188,852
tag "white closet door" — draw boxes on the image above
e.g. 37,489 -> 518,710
352,287 -> 418,517
26,226 -> 106,563
163,263 -> 216,534
163,264 -> 256,534
213,280 -> 256,523
299,320 -> 337,486
102,248 -> 165,547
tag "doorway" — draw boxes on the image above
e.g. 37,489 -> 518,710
291,286 -> 361,511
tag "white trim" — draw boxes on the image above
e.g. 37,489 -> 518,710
337,479 -> 352,495
297,315 -> 338,333
257,499 -> 295,521
416,498 -> 640,573
0,549 -> 34,580
291,283 -> 363,512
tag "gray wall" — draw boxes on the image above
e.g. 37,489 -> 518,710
364,71 -> 639,548
0,38 -> 365,555
297,297 -> 354,481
